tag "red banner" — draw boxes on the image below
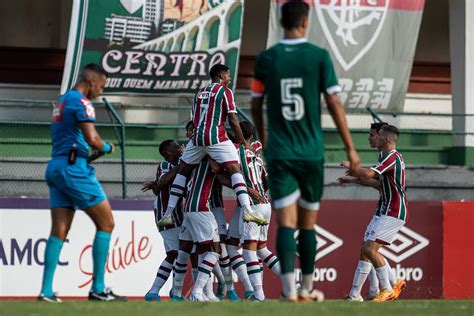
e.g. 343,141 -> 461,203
224,200 -> 442,299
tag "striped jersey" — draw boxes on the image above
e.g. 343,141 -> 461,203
209,181 -> 224,209
192,82 -> 237,146
237,144 -> 270,205
371,150 -> 408,221
153,161 -> 184,231
185,159 -> 216,212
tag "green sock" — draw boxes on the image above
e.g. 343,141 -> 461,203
298,229 -> 317,275
276,227 -> 296,274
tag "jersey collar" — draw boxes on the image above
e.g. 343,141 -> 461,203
279,38 -> 308,45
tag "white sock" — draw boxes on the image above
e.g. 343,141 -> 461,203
212,262 -> 225,284
172,250 -> 189,297
384,258 -> 397,285
192,268 -> 198,283
301,274 -> 314,292
349,260 -> 372,298
231,174 -> 251,211
219,244 -> 234,290
257,247 -> 281,275
281,272 -> 296,299
204,276 -> 215,298
368,265 -> 380,295
375,265 -> 393,292
227,244 -> 253,292
148,259 -> 174,294
192,252 -> 219,295
243,249 -> 264,300
166,174 -> 187,214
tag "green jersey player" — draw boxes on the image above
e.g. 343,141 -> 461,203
251,0 -> 360,302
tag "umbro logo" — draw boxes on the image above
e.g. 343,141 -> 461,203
294,225 -> 344,261
379,226 -> 430,263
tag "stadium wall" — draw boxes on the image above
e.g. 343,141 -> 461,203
0,198 -> 472,299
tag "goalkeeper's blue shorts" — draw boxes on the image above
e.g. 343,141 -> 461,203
45,156 -> 107,210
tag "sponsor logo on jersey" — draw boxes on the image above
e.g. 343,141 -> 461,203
81,98 -> 96,119
316,0 -> 389,71
198,91 -> 216,99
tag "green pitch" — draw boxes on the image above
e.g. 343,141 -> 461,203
0,300 -> 472,316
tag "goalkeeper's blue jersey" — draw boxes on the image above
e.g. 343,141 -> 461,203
50,90 -> 96,158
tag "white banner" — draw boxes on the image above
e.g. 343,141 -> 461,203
0,209 -> 167,297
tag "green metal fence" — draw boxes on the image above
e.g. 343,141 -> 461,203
0,98 -> 473,199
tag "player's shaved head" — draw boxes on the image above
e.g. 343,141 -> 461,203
281,0 -> 309,30
379,125 -> 399,143
370,122 -> 388,132
80,63 -> 108,81
240,121 -> 255,141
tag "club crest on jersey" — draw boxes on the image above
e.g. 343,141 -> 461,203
198,91 -> 216,99
315,0 -> 389,71
81,98 -> 96,119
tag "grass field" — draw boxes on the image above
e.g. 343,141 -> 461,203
0,300 -> 472,316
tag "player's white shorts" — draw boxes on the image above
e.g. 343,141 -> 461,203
364,215 -> 379,242
181,140 -> 239,165
179,212 -> 220,245
366,215 -> 405,245
227,206 -> 243,240
243,203 -> 271,243
211,207 -> 227,236
160,227 -> 180,252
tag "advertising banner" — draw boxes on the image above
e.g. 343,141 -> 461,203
61,0 -> 245,95
0,199 -> 162,297
267,0 -> 425,111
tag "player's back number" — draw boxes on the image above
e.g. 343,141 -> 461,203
281,78 -> 304,121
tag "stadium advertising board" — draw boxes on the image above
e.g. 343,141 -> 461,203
0,200 -> 164,298
61,0 -> 244,95
267,0 -> 425,111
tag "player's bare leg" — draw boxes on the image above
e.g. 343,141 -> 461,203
39,208 -> 75,302
363,241 -> 395,302
84,200 -> 127,301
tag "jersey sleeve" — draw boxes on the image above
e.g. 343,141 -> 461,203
223,87 -> 237,113
74,97 -> 96,122
320,49 -> 341,95
158,161 -> 172,181
371,152 -> 396,175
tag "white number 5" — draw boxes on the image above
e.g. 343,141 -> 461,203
281,78 -> 304,121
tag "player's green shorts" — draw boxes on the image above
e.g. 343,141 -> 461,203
267,159 -> 324,210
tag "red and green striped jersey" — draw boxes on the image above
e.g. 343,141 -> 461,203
237,144 -> 270,205
209,181 -> 224,209
154,161 -> 184,231
371,150 -> 408,221
185,159 -> 216,212
192,82 -> 237,146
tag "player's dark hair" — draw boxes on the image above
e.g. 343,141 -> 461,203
370,122 -> 388,132
185,120 -> 194,131
281,0 -> 309,30
380,125 -> 400,138
240,121 -> 255,141
159,139 -> 175,157
209,64 -> 229,81
83,63 -> 108,78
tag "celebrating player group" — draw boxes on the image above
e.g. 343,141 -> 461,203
40,0 -> 408,303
